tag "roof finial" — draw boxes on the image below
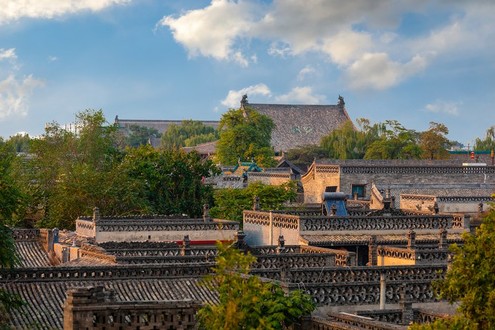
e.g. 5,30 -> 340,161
338,95 -> 345,106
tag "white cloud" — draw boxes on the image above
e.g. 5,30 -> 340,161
48,56 -> 58,62
0,0 -> 129,24
0,48 -> 17,61
424,100 -> 460,116
221,83 -> 271,108
0,74 -> 44,119
275,86 -> 324,104
320,30 -> 373,66
159,0 -> 255,65
297,65 -> 316,81
0,48 -> 44,120
345,53 -> 427,90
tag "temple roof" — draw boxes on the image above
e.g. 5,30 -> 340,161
249,103 -> 351,152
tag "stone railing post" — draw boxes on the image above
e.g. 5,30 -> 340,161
464,214 -> 471,231
380,272 -> 386,310
400,285 -> 413,325
439,228 -> 448,249
92,207 -> 100,223
367,235 -> 377,266
181,235 -> 191,256
407,230 -> 416,250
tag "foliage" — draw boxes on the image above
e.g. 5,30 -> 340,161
411,207 -> 495,329
419,122 -> 451,160
285,144 -> 327,167
160,120 -> 218,149
121,145 -> 219,217
408,314 -> 475,330
5,133 -> 31,153
0,141 -> 24,328
26,110 -> 137,228
216,107 -> 275,167
364,120 -> 421,159
474,126 -> 495,151
124,124 -> 161,148
0,141 -> 26,226
197,243 -> 315,330
209,181 -> 297,222
321,119 -> 377,159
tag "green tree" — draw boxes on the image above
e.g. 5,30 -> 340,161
216,107 -> 275,167
160,120 -> 218,149
0,140 -> 25,328
210,181 -> 297,222
124,124 -> 161,148
121,145 -> 219,217
474,126 -> 495,151
410,206 -> 495,329
320,119 -> 378,159
6,133 -> 31,153
419,122 -> 452,160
197,243 -> 315,330
364,120 -> 421,160
25,110 -> 148,229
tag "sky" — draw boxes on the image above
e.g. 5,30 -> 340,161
0,0 -> 494,146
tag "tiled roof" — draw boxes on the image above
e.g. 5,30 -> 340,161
14,241 -> 52,268
5,278 -> 217,329
248,103 -> 350,152
182,140 -> 217,155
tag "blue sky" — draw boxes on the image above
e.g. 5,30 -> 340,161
1,0 -> 494,147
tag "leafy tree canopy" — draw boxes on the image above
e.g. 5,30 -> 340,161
419,122 -> 451,160
364,120 -> 421,160
121,145 -> 219,217
411,205 -> 495,329
197,243 -> 315,330
474,126 -> 495,151
216,107 -> 275,167
210,181 -> 297,222
161,120 -> 218,150
320,119 -> 379,159
124,124 -> 161,148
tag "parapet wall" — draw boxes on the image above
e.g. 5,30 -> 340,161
76,216 -> 239,243
64,286 -> 200,330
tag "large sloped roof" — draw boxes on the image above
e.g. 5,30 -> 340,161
5,277 -> 217,329
248,102 -> 351,152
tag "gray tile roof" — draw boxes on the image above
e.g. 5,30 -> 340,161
5,278 -> 217,329
249,103 -> 351,152
14,241 -> 52,268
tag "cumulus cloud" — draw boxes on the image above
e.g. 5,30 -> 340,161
345,53 -> 428,90
221,83 -> 271,108
159,0 -> 255,65
424,100 -> 460,116
275,86 -> 324,104
0,0 -> 129,24
161,0 -> 495,90
0,49 -> 44,120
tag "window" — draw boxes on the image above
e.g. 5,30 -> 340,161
351,184 -> 366,198
325,186 -> 337,192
